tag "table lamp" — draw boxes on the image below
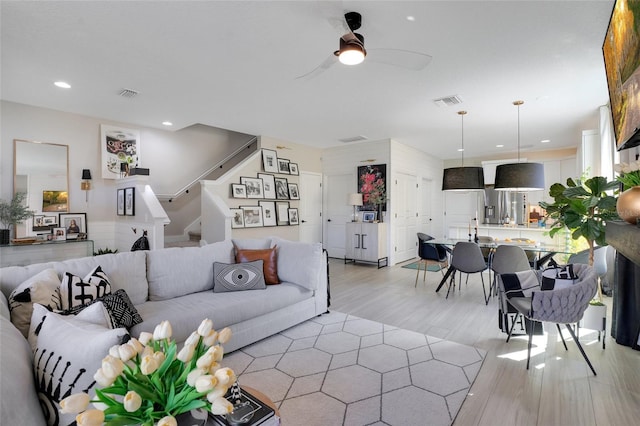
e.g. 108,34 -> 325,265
348,193 -> 363,222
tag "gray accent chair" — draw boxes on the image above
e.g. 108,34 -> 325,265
503,263 -> 598,375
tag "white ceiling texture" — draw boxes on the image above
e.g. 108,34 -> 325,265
0,0 -> 615,160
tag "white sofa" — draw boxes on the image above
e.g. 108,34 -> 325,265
0,237 -> 328,425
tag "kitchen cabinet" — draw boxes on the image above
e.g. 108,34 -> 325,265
345,222 -> 388,268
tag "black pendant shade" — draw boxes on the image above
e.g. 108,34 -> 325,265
494,162 -> 545,191
442,167 -> 485,191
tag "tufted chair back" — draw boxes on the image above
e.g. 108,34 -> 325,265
530,263 -> 598,324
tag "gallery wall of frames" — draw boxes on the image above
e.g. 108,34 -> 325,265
229,149 -> 300,229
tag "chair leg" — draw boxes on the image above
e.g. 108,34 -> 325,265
423,262 -> 427,283
506,312 -> 519,342
480,273 -> 489,305
564,323 -> 597,376
526,319 -> 534,370
556,324 -> 568,351
414,261 -> 421,288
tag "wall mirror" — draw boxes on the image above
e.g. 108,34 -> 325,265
14,139 -> 69,235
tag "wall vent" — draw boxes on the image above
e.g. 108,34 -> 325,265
433,95 -> 463,107
118,88 -> 139,98
339,135 -> 368,143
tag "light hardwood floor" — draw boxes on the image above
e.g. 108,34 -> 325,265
328,259 -> 640,426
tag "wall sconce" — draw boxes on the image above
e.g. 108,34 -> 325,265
81,169 -> 92,201
348,193 -> 363,222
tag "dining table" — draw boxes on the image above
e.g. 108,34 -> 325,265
425,238 -> 575,293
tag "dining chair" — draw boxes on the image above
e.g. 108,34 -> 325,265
491,245 -> 531,297
449,242 -> 490,304
415,233 -> 449,287
502,264 -> 598,374
509,238 -> 538,267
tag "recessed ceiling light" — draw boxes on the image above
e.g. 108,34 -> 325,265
162,121 -> 173,126
54,81 -> 71,89
406,16 -> 415,21
496,144 -> 504,148
457,148 -> 464,152
541,139 -> 551,143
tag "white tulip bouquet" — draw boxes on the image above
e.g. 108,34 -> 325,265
614,160 -> 640,190
60,319 -> 235,426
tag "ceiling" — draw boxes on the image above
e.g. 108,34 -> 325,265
0,1 -> 615,161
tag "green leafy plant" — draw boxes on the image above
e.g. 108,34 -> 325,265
94,247 -> 119,256
539,176 -> 619,300
0,192 -> 35,229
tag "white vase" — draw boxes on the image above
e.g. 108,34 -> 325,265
580,304 -> 606,331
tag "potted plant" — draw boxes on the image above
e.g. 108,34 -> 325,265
539,176 -> 618,342
0,192 -> 35,245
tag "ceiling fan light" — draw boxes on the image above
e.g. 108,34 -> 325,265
338,45 -> 366,65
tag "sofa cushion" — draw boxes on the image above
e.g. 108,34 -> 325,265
62,289 -> 142,330
29,302 -> 113,350
59,265 -> 112,309
54,251 -> 148,306
232,238 -> 272,250
147,240 -> 234,301
33,311 -> 127,426
213,260 -> 266,293
271,237 -> 323,291
235,246 -> 280,285
0,317 -> 46,426
8,268 -> 61,337
132,282 -> 311,344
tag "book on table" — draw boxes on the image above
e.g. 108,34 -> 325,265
209,387 -> 278,426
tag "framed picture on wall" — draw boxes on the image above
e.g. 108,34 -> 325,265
230,208 -> 244,229
259,200 -> 277,227
59,213 -> 87,239
275,201 -> 290,226
362,211 -> 377,222
277,158 -> 291,174
258,173 -> 276,199
240,177 -> 264,199
125,187 -> 135,216
289,163 -> 299,175
117,189 -> 125,215
231,184 -> 247,198
241,206 -> 263,228
288,183 -> 300,200
101,124 -> 140,179
288,208 -> 299,225
43,216 -> 57,226
274,177 -> 289,200
261,149 -> 279,173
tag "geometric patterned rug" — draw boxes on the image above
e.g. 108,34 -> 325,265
223,312 -> 486,426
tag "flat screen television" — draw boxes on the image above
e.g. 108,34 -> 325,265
602,0 -> 640,151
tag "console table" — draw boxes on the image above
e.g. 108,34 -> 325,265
0,240 -> 94,267
606,221 -> 640,349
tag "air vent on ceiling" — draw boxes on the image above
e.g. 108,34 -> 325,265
118,88 -> 139,98
339,135 -> 368,143
433,95 -> 463,107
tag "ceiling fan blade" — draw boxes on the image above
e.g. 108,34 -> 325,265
295,54 -> 338,80
367,48 -> 432,71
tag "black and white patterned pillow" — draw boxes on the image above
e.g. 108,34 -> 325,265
33,311 -> 127,426
213,260 -> 266,293
60,266 -> 112,310
63,289 -> 143,329
541,264 -> 579,290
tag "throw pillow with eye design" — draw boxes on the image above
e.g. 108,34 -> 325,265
213,260 -> 266,293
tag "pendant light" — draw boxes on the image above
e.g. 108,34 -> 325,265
442,111 -> 485,191
494,100 -> 545,191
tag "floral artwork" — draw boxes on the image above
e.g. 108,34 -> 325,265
101,125 -> 140,179
358,164 -> 387,211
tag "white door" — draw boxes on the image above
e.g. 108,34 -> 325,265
419,177 -> 434,237
299,172 -> 323,244
323,173 -> 353,258
394,172 -> 419,263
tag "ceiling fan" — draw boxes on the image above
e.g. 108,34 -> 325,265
296,11 -> 432,80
